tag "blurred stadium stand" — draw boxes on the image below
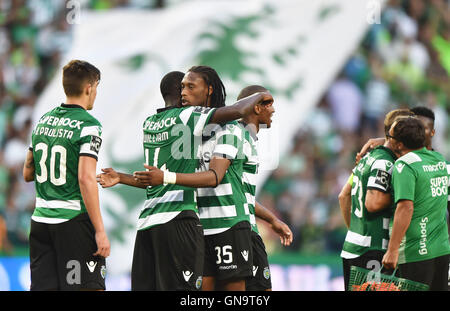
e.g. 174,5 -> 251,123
0,0 -> 449,290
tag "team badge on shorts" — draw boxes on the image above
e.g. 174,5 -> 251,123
100,265 -> 106,279
195,276 -> 203,290
263,267 -> 271,280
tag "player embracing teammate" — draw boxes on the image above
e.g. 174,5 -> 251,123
341,107 -> 450,291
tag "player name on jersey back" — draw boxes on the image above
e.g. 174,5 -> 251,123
33,116 -> 86,139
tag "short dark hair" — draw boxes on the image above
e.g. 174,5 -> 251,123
410,106 -> 435,123
62,60 -> 100,97
237,85 -> 267,100
383,109 -> 415,136
392,117 -> 426,150
187,65 -> 226,108
160,71 -> 184,107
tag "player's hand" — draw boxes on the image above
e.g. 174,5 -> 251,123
381,249 -> 398,270
239,91 -> 273,116
270,219 -> 293,246
355,137 -> 385,164
93,230 -> 110,258
133,164 -> 164,186
96,168 -> 120,188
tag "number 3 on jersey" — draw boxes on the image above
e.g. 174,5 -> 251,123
351,175 -> 363,218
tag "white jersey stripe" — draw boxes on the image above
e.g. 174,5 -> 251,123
214,144 -> 238,159
80,125 -> 101,138
35,198 -> 81,210
198,205 -> 237,219
197,183 -> 233,197
137,211 -> 181,230
345,230 -> 372,247
340,250 -> 360,259
243,172 -> 257,186
31,215 -> 69,224
141,190 -> 184,212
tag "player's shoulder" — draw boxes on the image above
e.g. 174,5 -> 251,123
365,147 -> 395,171
371,146 -> 396,161
220,121 -> 243,138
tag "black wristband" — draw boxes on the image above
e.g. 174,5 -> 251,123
209,168 -> 219,187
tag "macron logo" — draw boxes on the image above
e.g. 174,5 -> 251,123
396,163 -> 405,173
183,271 -> 193,282
241,250 -> 249,262
252,266 -> 259,277
86,261 -> 97,273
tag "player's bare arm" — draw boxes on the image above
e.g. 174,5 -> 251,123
382,199 -> 414,269
23,149 -> 35,182
355,137 -> 385,164
338,182 -> 352,228
365,189 -> 392,213
210,92 -> 273,124
255,201 -> 292,246
133,156 -> 230,188
79,156 -> 110,258
96,167 -> 147,189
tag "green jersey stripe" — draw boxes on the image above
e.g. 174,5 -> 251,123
32,208 -> 81,223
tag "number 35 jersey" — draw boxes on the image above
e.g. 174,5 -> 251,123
30,104 -> 102,224
341,146 -> 396,259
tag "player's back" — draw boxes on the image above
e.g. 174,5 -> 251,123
31,104 -> 102,224
138,105 -> 216,231
341,146 -> 395,258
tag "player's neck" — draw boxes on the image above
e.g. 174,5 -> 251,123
242,118 -> 259,135
65,97 -> 88,110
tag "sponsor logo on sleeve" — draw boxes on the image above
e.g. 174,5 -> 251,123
90,136 -> 102,153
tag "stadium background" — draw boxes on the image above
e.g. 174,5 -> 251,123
0,0 -> 448,290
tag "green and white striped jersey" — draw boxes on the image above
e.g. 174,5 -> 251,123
240,122 -> 259,234
195,121 -> 250,235
30,104 -> 103,224
392,148 -> 450,264
138,105 -> 216,231
341,146 -> 395,259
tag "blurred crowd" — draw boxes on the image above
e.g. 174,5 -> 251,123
257,0 -> 450,255
0,0 -> 449,258
0,0 -> 169,253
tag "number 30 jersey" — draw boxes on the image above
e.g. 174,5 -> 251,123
341,146 -> 395,259
30,104 -> 102,224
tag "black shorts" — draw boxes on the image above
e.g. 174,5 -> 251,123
203,221 -> 253,281
131,210 -> 204,291
29,213 -> 106,291
399,254 -> 450,291
246,231 -> 271,291
342,250 -> 385,291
